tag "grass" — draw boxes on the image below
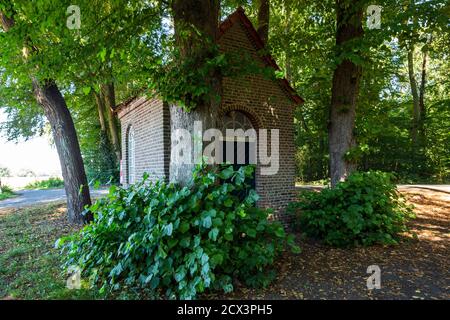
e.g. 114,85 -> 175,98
1,189 -> 447,300
24,177 -> 64,190
0,203 -> 97,299
0,185 -> 16,201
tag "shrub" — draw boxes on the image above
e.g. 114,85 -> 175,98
57,164 -> 299,299
25,177 -> 64,190
0,184 -> 15,200
1,184 -> 14,194
289,171 -> 415,247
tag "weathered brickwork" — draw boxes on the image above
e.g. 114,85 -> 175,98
218,19 -> 297,225
116,9 -> 299,226
117,97 -> 171,184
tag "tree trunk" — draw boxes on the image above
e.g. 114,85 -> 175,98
101,83 -> 121,162
101,83 -> 122,162
33,80 -> 92,224
1,11 -> 92,224
93,90 -> 107,132
329,0 -> 364,187
257,0 -> 270,45
418,45 -> 428,144
170,0 -> 221,185
407,48 -> 420,146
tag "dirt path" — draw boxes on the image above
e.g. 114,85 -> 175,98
223,188 -> 450,300
1,187 -> 448,300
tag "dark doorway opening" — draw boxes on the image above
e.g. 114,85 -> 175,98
222,140 -> 256,198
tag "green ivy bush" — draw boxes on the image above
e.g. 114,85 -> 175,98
289,171 -> 415,247
57,164 -> 299,299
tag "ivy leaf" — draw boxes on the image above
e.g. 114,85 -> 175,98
163,223 -> 173,236
174,266 -> 186,283
202,216 -> 212,229
219,166 -> 234,180
179,222 -> 190,233
208,227 -> 219,241
224,198 -> 233,207
246,228 -> 256,238
210,253 -> 223,265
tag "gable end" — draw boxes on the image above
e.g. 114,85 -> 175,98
218,7 -> 304,105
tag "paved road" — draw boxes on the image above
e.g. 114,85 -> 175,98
0,188 -> 109,209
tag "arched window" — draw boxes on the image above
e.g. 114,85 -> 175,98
127,126 -> 135,184
222,110 -> 255,133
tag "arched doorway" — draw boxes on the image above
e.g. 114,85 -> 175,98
221,110 -> 257,191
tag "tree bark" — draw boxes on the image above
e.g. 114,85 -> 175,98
1,11 -> 92,224
33,80 -> 92,224
407,48 -> 420,146
257,0 -> 270,45
418,45 -> 428,144
329,0 -> 364,187
170,0 -> 221,185
101,83 -> 121,162
93,90 -> 107,132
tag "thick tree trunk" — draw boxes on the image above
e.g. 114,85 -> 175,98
407,48 -> 420,146
329,0 -> 364,187
101,83 -> 121,162
257,0 -> 270,45
93,90 -> 107,132
1,11 -> 91,224
170,0 -> 221,185
33,80 -> 92,224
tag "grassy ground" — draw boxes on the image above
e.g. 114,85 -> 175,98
24,177 -> 64,190
0,191 -> 16,201
0,188 -> 448,300
0,202 -> 97,299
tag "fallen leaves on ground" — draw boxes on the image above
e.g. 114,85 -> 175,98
1,188 -> 448,300
223,188 -> 449,300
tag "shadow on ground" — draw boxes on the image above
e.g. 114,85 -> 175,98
1,188 -> 448,300
219,188 -> 450,300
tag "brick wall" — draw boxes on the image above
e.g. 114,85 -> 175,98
117,97 -> 170,185
116,14 -> 297,226
218,19 -> 297,225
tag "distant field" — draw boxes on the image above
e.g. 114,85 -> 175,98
1,176 -> 63,190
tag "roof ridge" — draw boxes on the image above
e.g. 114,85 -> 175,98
218,7 -> 304,105
115,7 -> 304,112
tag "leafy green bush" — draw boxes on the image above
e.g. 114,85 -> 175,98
1,184 -> 14,194
289,171 -> 415,247
25,177 -> 64,190
0,184 -> 15,200
57,164 -> 299,299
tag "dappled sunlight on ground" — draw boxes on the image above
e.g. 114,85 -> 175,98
220,188 -> 449,300
1,188 -> 448,300
401,188 -> 450,244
